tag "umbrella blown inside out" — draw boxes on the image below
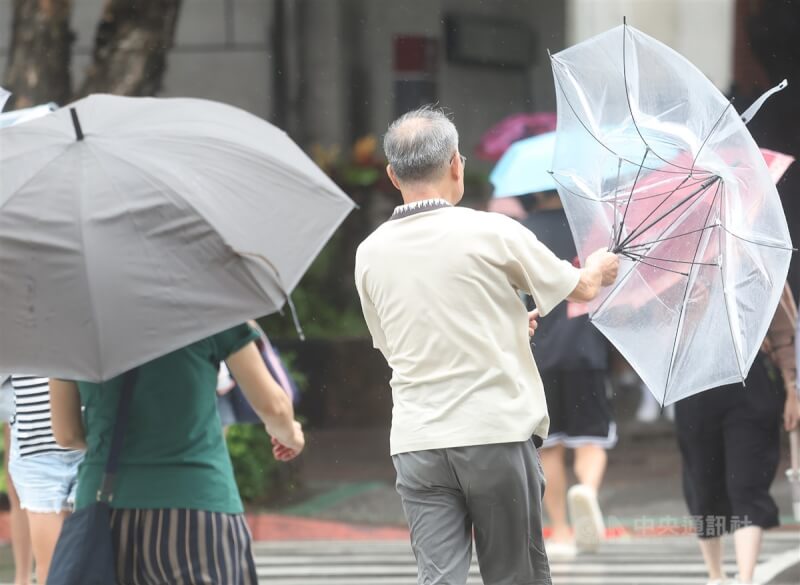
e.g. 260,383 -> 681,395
549,23 -> 793,405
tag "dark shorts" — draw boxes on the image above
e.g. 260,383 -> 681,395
110,508 -> 258,584
540,369 -> 617,449
674,355 -> 784,538
393,440 -> 551,585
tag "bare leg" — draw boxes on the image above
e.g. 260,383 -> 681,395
4,425 -> 32,585
697,536 -> 726,582
733,526 -> 762,583
573,445 -> 607,491
540,444 -> 571,542
27,511 -> 69,585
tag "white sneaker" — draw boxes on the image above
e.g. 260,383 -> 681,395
705,580 -> 728,585
567,484 -> 605,552
545,540 -> 577,561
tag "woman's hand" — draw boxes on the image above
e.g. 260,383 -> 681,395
270,420 -> 305,461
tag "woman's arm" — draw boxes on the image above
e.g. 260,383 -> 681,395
763,284 -> 799,431
226,342 -> 305,460
49,379 -> 87,450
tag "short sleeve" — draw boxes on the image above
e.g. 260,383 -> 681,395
355,245 -> 389,356
211,324 -> 260,363
500,217 -> 580,317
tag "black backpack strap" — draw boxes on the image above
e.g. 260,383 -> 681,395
96,369 -> 138,503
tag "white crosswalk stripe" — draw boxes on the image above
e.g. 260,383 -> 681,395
252,531 -> 800,585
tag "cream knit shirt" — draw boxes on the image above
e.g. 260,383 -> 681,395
355,202 -> 580,455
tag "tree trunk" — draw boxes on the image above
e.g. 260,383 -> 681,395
77,0 -> 182,97
3,0 -> 74,108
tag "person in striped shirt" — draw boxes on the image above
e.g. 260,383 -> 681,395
8,374 -> 84,584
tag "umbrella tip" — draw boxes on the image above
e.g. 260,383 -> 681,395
623,15 -> 627,26
69,108 -> 84,141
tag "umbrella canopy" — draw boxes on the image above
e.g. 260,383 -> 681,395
490,131 -> 557,197
550,24 -> 793,405
475,112 -> 556,161
0,103 -> 58,128
0,94 -> 355,382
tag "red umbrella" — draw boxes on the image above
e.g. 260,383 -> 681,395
475,112 -> 556,161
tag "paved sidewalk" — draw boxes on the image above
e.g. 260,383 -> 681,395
285,425 -> 800,533
0,424 -> 796,580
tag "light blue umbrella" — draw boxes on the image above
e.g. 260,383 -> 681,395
0,103 -> 57,128
490,131 -> 557,197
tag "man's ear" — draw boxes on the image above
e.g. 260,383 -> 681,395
387,164 -> 402,191
450,155 -> 461,181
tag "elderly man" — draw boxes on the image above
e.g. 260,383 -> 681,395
355,106 -> 618,585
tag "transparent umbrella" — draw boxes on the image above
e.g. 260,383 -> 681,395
549,23 -> 794,405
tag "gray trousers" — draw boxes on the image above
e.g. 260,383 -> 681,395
392,439 -> 551,585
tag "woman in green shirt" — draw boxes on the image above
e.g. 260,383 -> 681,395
49,324 -> 305,584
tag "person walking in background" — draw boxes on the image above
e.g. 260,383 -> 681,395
217,321 -> 299,433
355,106 -> 619,585
7,375 -> 83,584
674,284 -> 798,585
50,323 -> 305,585
520,190 -> 616,559
1,376 -> 33,585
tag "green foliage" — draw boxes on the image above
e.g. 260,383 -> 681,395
226,350 -> 307,505
225,424 -> 280,503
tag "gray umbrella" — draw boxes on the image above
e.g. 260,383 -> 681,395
0,94 -> 355,381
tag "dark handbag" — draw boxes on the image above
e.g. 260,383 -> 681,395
47,370 -> 138,585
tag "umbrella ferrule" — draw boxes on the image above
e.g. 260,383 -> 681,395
69,107 -> 84,141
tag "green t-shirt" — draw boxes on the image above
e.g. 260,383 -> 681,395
75,324 -> 259,513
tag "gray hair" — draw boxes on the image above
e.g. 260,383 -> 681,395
383,106 -> 459,183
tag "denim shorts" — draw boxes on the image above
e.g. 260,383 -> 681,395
8,424 -> 84,513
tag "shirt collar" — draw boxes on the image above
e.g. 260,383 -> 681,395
390,198 -> 452,220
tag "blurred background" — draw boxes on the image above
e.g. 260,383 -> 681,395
0,0 -> 798,563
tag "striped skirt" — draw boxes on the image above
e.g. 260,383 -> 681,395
109,508 -> 258,585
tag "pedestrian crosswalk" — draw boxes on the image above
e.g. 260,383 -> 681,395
253,531 -> 800,585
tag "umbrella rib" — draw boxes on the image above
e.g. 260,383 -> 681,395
717,183 -> 747,384
662,179 -> 723,404
610,177 -> 709,202
621,23 -> 698,174
591,174 -> 722,321
616,176 -> 719,251
623,224 -> 718,250
622,252 -> 718,267
0,146 -> 73,215
610,158 -> 623,249
690,101 -> 734,174
551,171 -> 708,204
77,145 -> 109,377
620,253 -> 689,276
614,147 -> 650,249
92,146 -> 276,306
718,225 -> 797,251
615,174 -> 692,252
549,60 -> 713,176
